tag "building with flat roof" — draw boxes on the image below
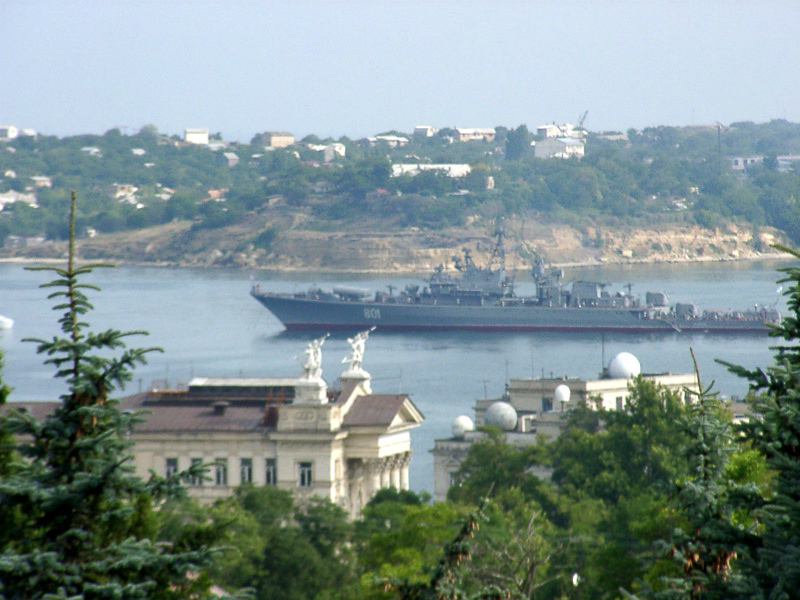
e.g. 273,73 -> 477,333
455,128 -> 495,142
184,128 -> 210,145
534,137 -> 585,159
431,352 -> 698,502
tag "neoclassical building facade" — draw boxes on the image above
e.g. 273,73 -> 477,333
120,333 -> 423,518
12,332 -> 423,519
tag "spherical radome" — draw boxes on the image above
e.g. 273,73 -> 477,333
554,384 -> 570,404
485,401 -> 517,431
608,352 -> 641,379
452,415 -> 475,439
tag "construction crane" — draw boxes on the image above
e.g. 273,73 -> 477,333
577,110 -> 588,130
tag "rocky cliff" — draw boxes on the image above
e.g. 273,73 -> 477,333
2,215 -> 786,272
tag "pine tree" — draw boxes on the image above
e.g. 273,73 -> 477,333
643,351 -> 760,599
720,245 -> 800,598
0,192 -> 220,599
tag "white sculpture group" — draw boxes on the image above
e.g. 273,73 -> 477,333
297,327 -> 376,380
342,326 -> 376,375
298,334 -> 328,380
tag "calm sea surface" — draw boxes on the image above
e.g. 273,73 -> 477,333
1,258 -> 795,492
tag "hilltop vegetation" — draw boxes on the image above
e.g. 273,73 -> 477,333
2,120 -> 800,267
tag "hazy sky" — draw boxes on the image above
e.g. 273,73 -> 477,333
2,1 -> 799,141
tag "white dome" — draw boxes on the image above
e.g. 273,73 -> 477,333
485,401 -> 518,431
608,352 -> 641,379
554,384 -> 570,404
452,415 -> 475,439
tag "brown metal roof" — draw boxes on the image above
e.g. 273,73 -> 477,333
341,394 -> 409,427
118,393 -> 268,433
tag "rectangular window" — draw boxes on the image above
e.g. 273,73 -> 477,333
190,458 -> 204,487
265,458 -> 277,486
240,458 -> 253,484
616,396 -> 624,411
542,397 -> 553,413
166,458 -> 178,478
449,471 -> 461,488
299,462 -> 313,488
215,458 -> 228,487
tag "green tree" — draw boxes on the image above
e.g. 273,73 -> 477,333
721,245 -> 800,597
0,193 -> 222,599
505,125 -> 531,161
630,354 -> 761,599
210,485 -> 356,599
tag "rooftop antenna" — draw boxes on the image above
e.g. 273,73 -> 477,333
601,332 -> 606,374
531,348 -> 535,379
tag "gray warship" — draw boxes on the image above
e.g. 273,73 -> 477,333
250,231 -> 780,334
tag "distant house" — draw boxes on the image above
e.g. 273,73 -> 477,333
110,183 -> 138,203
254,132 -> 296,148
537,123 -> 585,139
223,152 -> 240,167
391,164 -> 472,178
455,128 -> 495,143
131,148 -> 147,156
30,176 -> 52,188
534,137 -> 585,159
729,155 -> 800,173
81,146 -> 102,157
414,125 -> 438,137
207,141 -> 228,152
368,135 -> 409,148
184,128 -> 210,145
729,156 -> 763,171
3,235 -> 46,249
0,125 -> 19,141
0,191 -> 39,210
323,143 -> 346,162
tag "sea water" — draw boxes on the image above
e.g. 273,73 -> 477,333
0,259 -> 793,492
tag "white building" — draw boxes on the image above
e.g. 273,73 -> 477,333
324,143 -> 346,162
184,128 -> 210,145
455,128 -> 495,143
534,137 -> 585,159
0,191 -> 39,210
30,176 -> 52,188
729,156 -> 763,171
537,123 -> 585,139
414,125 -> 438,137
431,352 -> 698,502
391,163 -> 472,178
368,135 -> 409,148
0,125 -> 19,140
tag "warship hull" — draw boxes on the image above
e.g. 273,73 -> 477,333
250,291 -> 772,334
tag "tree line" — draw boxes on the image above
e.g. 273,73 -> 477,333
2,121 -> 800,248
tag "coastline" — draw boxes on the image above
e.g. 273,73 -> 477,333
1,250 -> 793,274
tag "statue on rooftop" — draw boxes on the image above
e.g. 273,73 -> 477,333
342,326 -> 376,374
298,333 -> 328,380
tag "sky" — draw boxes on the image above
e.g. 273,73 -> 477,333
2,1 -> 799,142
